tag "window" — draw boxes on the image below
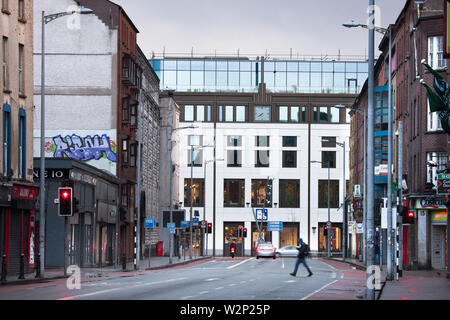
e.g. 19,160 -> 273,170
318,180 -> 340,208
256,136 -> 269,147
2,103 -> 11,177
255,150 -> 270,167
427,99 -> 443,131
322,151 -> 336,168
279,180 -> 300,208
251,179 -> 272,207
282,151 -> 297,168
236,106 -> 246,122
227,150 -> 242,167
282,136 -> 297,147
18,44 -> 24,94
188,135 -> 203,167
301,107 -> 307,122
320,107 -> 328,123
184,105 -> 194,121
1,0 -> 8,12
291,106 -> 299,122
428,36 -> 447,70
227,135 -> 241,147
122,98 -> 129,123
18,0 -> 24,20
321,136 -> 336,148
279,106 -> 288,122
130,103 -> 137,126
121,184 -> 128,207
426,152 -> 448,185
196,105 -> 205,122
18,108 -> 26,179
121,139 -> 128,165
225,105 -> 234,122
184,178 -> 205,207
2,37 -> 7,90
224,179 -> 245,207
330,106 -> 340,123
129,143 -> 136,167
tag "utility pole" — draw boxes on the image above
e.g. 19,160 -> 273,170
135,89 -> 142,270
387,24 -> 394,281
397,121 -> 403,280
366,0 -> 376,300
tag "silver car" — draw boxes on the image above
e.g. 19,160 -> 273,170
276,245 -> 299,257
256,243 -> 277,259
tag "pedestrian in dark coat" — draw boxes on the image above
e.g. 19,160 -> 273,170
290,238 -> 313,277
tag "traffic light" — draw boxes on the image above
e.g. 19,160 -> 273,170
323,226 -> 328,236
403,209 -> 416,224
238,226 -> 243,238
58,187 -> 73,216
207,223 -> 212,234
243,228 -> 247,238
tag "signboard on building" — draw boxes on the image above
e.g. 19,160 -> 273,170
255,208 -> 268,221
144,218 -> 156,228
267,221 -> 283,232
437,174 -> 450,194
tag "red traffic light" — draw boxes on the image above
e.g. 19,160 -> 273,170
58,187 -> 73,216
408,211 -> 415,218
61,190 -> 70,199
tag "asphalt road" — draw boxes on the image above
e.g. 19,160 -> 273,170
0,257 -> 342,300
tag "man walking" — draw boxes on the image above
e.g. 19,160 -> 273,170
290,238 -> 313,277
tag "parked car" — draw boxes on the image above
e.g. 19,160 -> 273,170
255,243 -> 277,259
276,245 -> 299,257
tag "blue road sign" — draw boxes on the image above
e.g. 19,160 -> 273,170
255,208 -> 268,221
144,218 -> 156,229
192,218 -> 199,226
267,221 -> 283,232
167,222 -> 176,234
181,221 -> 190,228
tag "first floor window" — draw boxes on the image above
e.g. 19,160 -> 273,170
224,179 -> 245,207
318,180 -> 340,208
255,150 -> 269,167
184,178 -> 205,207
121,184 -> 128,207
322,151 -> 336,168
279,179 -> 300,208
121,139 -> 128,165
251,179 -> 272,207
282,151 -> 297,168
2,104 -> 11,176
227,150 -> 242,167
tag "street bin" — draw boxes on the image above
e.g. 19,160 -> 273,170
157,241 -> 164,257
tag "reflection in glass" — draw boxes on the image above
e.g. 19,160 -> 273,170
205,61 -> 216,71
164,70 -> 176,86
311,62 -> 321,72
275,72 -> 286,88
191,60 -> 204,71
279,180 -> 300,208
229,72 -> 239,87
217,61 -> 228,71
228,61 -> 239,71
191,71 -> 204,87
240,72 -> 251,87
320,107 -> 328,122
217,71 -> 227,86
299,62 -> 310,72
184,105 -> 194,121
177,70 -> 190,86
197,105 -> 205,122
252,179 -> 271,206
334,62 -> 345,72
322,62 -> 333,72
287,62 -> 298,72
205,71 -> 216,89
279,106 -> 289,122
225,105 -> 234,122
291,106 -> 299,122
236,106 -> 246,122
330,107 -> 340,123
177,60 -> 190,70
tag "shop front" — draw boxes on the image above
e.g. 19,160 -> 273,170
224,222 -> 245,257
318,223 -> 342,254
251,222 -> 272,256
431,211 -> 447,270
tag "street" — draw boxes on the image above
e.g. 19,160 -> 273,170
0,258 -> 348,301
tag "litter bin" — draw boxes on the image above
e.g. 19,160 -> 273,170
157,241 -> 164,257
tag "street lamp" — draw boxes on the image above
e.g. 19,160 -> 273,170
344,16 -> 395,282
311,160 -> 331,258
203,158 -> 224,256
38,7 -> 93,278
189,144 -> 213,259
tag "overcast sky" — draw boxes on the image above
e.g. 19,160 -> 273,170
110,0 -> 406,59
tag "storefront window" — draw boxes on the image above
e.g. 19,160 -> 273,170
224,179 -> 245,207
184,179 -> 204,207
279,180 -> 300,208
251,179 -> 272,207
318,180 -> 339,208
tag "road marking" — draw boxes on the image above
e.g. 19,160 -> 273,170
226,258 -> 254,269
300,280 -> 339,300
284,280 -> 296,283
199,291 -> 209,295
181,296 -> 194,300
215,286 -> 224,290
59,277 -> 188,300
205,278 -> 220,282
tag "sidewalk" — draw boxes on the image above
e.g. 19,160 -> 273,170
0,255 -> 212,286
329,256 -> 450,300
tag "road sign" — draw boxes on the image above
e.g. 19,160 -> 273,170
267,221 -> 283,231
192,218 -> 199,226
144,218 -> 156,229
256,208 -> 268,221
437,173 -> 450,194
201,220 -> 206,229
167,223 -> 176,234
181,221 -> 190,228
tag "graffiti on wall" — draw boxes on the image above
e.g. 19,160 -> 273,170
48,134 -> 117,163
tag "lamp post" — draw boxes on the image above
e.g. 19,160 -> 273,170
203,158 -> 224,256
39,7 -> 93,278
311,160 -> 331,258
189,144 -> 213,259
343,17 -> 394,282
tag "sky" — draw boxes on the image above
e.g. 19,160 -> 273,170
111,0 -> 407,59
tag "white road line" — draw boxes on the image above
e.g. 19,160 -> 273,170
215,286 -> 224,290
226,258 -> 254,269
199,291 -> 209,295
300,280 -> 339,301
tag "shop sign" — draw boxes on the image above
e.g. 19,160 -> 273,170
437,173 -> 450,194
33,168 -> 70,179
416,198 -> 446,209
356,223 -> 364,234
432,211 -> 447,224
12,185 -> 38,200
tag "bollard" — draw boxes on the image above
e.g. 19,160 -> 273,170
122,254 -> 126,271
18,253 -> 25,279
35,253 -> 41,278
1,254 -> 7,282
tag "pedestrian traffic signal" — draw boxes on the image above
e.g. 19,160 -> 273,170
403,209 -> 415,224
243,228 -> 247,238
58,187 -> 73,216
238,226 -> 243,238
207,223 -> 212,234
323,226 -> 328,236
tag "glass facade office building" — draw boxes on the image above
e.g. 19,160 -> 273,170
149,57 -> 368,94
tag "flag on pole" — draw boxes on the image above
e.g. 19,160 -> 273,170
420,60 -> 450,135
